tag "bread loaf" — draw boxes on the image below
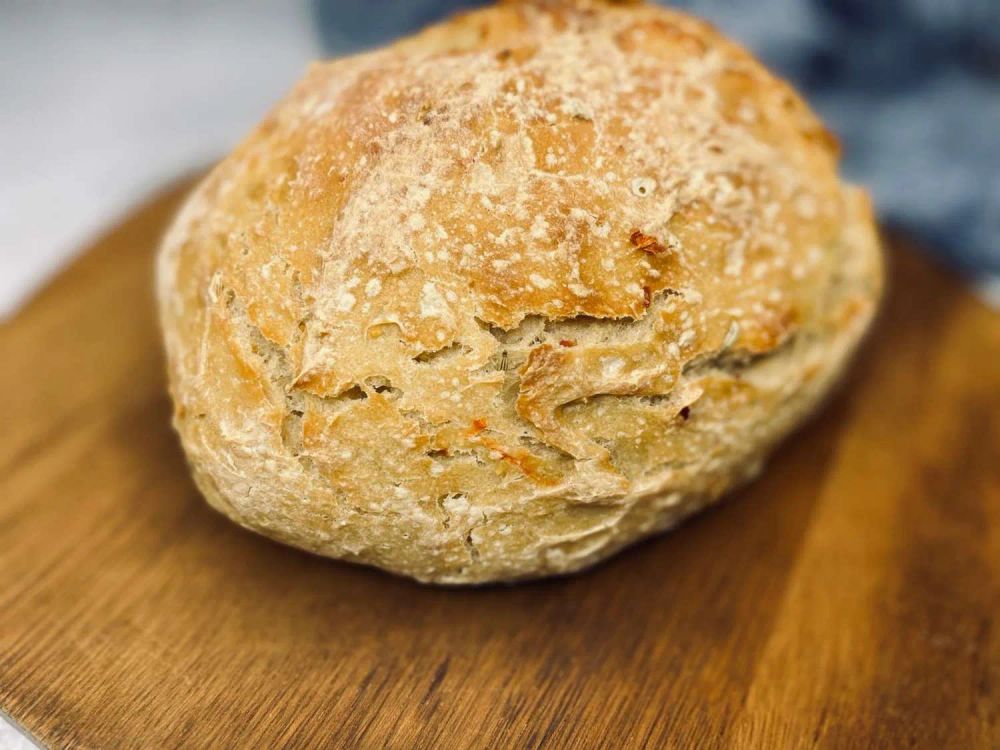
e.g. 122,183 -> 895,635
157,0 -> 882,583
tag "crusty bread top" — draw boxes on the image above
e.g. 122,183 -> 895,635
158,0 -> 881,581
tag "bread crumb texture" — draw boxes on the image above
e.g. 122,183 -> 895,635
157,0 -> 882,583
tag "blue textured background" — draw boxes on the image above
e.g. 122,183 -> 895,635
315,0 -> 1000,283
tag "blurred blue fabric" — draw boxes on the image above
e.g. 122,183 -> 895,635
315,0 -> 1000,281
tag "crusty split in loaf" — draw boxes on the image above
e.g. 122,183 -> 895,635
157,0 -> 882,583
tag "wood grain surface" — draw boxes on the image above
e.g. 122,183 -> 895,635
1,181 -> 998,749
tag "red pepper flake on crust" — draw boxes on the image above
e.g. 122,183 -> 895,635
629,229 -> 667,255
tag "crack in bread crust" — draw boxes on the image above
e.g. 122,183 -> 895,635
157,0 -> 882,583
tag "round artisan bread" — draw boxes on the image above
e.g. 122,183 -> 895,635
157,0 -> 882,583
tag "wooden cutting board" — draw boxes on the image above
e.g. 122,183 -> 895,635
1,179 -> 998,749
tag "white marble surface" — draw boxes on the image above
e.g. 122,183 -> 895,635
0,714 -> 35,750
0,3 -> 318,745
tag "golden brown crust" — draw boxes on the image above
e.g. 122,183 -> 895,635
157,0 -> 882,583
